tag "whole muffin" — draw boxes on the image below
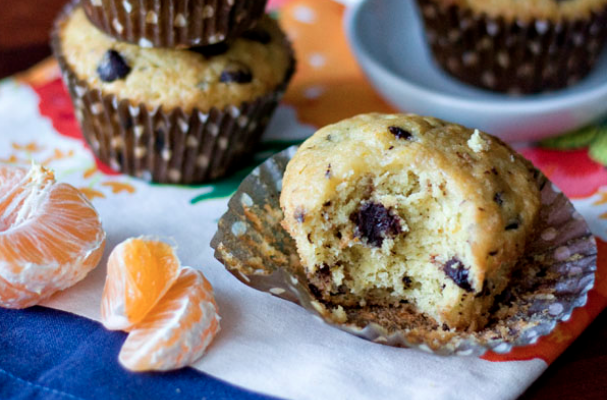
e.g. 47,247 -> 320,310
280,113 -> 541,331
82,0 -> 269,48
53,6 -> 294,183
417,0 -> 607,93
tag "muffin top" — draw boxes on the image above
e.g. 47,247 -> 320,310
433,0 -> 607,21
282,113 -> 540,227
58,8 -> 292,113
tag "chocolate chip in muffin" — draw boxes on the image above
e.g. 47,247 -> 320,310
402,275 -> 413,288
493,192 -> 504,206
505,220 -> 520,230
350,202 -> 403,248
443,257 -> 473,292
190,42 -> 230,58
97,50 -> 131,82
242,28 -> 272,44
220,61 -> 253,84
388,126 -> 413,140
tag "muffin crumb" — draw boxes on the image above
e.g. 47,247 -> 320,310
467,129 -> 490,153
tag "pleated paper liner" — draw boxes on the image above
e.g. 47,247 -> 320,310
416,0 -> 607,94
82,0 -> 268,48
52,3 -> 295,184
211,146 -> 597,356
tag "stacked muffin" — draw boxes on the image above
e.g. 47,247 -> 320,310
52,0 -> 295,183
417,0 -> 607,94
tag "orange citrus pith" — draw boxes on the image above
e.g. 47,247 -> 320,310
119,267 -> 221,372
0,163 -> 106,308
101,237 -> 181,330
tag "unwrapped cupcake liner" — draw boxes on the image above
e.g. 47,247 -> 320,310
51,3 -> 295,184
416,0 -> 607,94
210,146 -> 597,356
82,0 -> 268,48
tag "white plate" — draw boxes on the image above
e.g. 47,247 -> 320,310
345,0 -> 607,141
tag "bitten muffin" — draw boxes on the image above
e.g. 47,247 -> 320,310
280,114 -> 541,331
53,6 -> 294,183
82,0 -> 269,48
417,0 -> 607,93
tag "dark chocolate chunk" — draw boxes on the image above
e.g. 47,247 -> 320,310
493,192 -> 504,206
491,167 -> 498,175
402,275 -> 412,288
505,221 -> 520,230
442,257 -> 473,292
442,323 -> 450,331
323,201 -> 332,207
318,264 -> 331,278
242,28 -> 272,44
308,284 -> 322,298
97,50 -> 131,82
388,126 -> 413,140
325,164 -> 331,178
489,250 -> 498,256
190,42 -> 229,58
220,62 -> 253,84
350,202 -> 402,247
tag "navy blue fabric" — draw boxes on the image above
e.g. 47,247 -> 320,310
0,306 -> 278,400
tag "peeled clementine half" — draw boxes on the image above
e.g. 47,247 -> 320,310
100,237 -> 181,330
118,266 -> 221,371
0,163 -> 106,309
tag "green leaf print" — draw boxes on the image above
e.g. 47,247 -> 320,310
539,125 -> 600,150
589,127 -> 607,165
190,139 -> 302,204
539,121 -> 607,167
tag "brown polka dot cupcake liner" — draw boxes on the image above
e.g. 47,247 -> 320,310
51,5 -> 295,185
416,0 -> 607,94
210,146 -> 597,356
81,0 -> 268,48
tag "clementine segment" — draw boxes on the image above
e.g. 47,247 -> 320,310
100,237 -> 181,331
0,163 -> 106,308
119,267 -> 221,372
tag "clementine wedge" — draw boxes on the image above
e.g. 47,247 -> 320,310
100,237 -> 181,330
119,266 -> 221,372
0,163 -> 106,308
